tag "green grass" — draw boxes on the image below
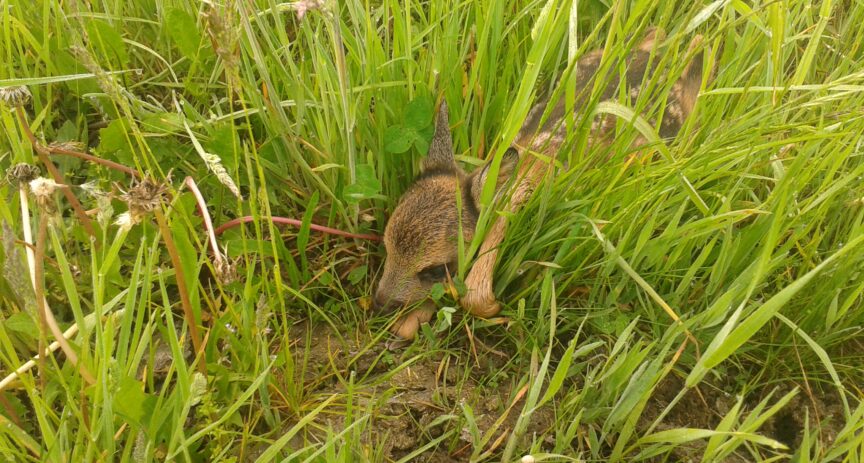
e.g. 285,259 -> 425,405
1,0 -> 864,461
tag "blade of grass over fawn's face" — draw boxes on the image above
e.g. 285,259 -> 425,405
469,0 -> 567,261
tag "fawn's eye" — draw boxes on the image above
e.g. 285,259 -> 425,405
418,264 -> 449,282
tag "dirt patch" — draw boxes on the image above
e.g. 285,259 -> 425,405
639,376 -> 740,462
640,375 -> 849,462
280,322 -> 555,461
273,322 -> 852,462
763,387 -> 847,450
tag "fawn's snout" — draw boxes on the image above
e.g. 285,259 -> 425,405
372,280 -> 403,313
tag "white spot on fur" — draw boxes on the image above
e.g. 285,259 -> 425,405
531,130 -> 565,152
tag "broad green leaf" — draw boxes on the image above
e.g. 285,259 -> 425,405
347,265 -> 367,285
429,283 -> 445,301
84,19 -> 129,66
141,112 -> 184,135
4,312 -> 37,338
342,164 -> 382,204
205,124 -> 240,170
113,376 -> 157,427
415,123 -> 435,154
55,120 -> 78,142
98,119 -> 134,165
404,93 -> 434,130
165,8 -> 204,60
318,271 -> 334,286
98,119 -> 128,152
383,125 -> 416,154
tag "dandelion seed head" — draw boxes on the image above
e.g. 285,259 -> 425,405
0,86 -> 32,108
5,163 -> 41,186
117,177 -> 169,224
214,257 -> 241,285
29,177 -> 63,199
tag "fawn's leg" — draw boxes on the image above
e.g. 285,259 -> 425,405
391,307 -> 435,339
462,158 -> 544,318
462,214 -> 508,318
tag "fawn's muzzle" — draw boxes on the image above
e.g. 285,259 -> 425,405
372,290 -> 401,313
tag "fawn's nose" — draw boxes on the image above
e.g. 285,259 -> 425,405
373,289 -> 400,313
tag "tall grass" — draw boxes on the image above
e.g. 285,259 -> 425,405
1,0 -> 863,461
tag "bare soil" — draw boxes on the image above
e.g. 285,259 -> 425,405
639,375 -> 848,462
269,322 -> 849,462
281,322 -> 556,461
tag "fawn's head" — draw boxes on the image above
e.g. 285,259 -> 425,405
374,102 -> 517,313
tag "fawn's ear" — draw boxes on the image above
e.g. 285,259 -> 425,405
423,100 -> 456,171
469,147 -> 519,208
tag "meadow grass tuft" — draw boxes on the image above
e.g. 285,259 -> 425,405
1,0 -> 863,461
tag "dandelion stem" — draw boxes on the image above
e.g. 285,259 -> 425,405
33,215 -> 96,384
0,310 -> 123,392
17,186 -> 47,389
214,215 -> 380,241
183,177 -> 224,267
154,209 -> 207,374
48,145 -> 140,178
15,107 -> 96,238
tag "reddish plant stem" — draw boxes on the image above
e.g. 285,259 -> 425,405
0,394 -> 22,428
16,107 -> 96,238
49,145 -> 140,178
215,216 -> 381,241
154,209 -> 206,374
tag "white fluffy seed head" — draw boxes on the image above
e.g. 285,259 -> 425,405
114,211 -> 136,232
29,177 -> 62,199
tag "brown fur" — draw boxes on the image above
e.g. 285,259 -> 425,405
376,31 -> 707,339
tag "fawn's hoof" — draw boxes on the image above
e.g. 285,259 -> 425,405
461,292 -> 501,318
390,308 -> 435,340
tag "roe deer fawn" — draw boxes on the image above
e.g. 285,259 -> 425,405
375,30 -> 706,339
